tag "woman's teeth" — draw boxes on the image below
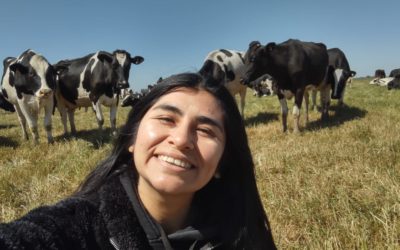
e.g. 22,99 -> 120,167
158,155 -> 192,169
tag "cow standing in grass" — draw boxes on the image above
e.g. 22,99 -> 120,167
1,50 -> 56,143
54,50 -> 144,135
241,39 -> 329,133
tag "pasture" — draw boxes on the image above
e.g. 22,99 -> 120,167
0,78 -> 399,249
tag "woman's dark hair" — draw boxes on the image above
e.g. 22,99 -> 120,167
74,72 -> 276,249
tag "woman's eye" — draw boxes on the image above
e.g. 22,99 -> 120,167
157,116 -> 174,124
197,127 -> 215,137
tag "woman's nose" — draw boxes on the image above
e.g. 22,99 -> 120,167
169,123 -> 195,150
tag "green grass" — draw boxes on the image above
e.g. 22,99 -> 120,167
1,78 -> 399,249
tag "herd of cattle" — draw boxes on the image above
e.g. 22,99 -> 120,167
0,38 -> 395,144
369,68 -> 400,89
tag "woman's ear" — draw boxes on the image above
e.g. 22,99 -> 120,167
128,145 -> 135,153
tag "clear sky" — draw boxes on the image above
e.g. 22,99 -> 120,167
1,0 -> 399,90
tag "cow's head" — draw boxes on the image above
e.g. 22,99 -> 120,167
249,74 -> 276,97
241,41 -> 274,85
98,50 -> 144,90
121,91 -> 143,107
198,60 -> 226,87
329,66 -> 356,99
9,50 -> 56,99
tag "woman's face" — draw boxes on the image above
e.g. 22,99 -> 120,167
131,88 -> 226,196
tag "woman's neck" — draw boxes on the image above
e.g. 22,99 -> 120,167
137,181 -> 193,234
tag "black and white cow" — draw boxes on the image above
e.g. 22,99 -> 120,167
389,68 -> 400,77
311,48 -> 356,109
248,74 -> 276,97
54,50 -> 144,135
387,75 -> 400,90
199,49 -> 249,116
1,50 -> 56,143
0,92 -> 15,112
241,39 -> 329,133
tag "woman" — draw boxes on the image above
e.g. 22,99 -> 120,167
0,73 -> 276,249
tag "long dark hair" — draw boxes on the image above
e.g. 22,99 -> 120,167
74,72 -> 276,249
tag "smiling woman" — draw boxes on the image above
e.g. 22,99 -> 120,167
0,73 -> 276,249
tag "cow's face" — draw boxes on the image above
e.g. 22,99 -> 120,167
331,68 -> 356,99
249,74 -> 276,97
9,54 -> 56,98
111,50 -> 144,90
198,60 -> 226,86
241,41 -> 271,85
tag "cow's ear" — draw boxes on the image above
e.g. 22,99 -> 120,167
350,71 -> 356,77
266,42 -> 276,52
249,41 -> 261,49
53,64 -> 69,75
9,63 -> 28,74
97,51 -> 113,63
131,56 -> 144,65
3,57 -> 16,68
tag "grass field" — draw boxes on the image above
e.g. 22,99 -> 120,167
0,78 -> 399,249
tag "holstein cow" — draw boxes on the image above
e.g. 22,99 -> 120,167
54,50 -> 144,135
389,68 -> 400,77
369,77 -> 394,86
387,75 -> 400,90
0,92 -> 15,112
311,48 -> 356,109
1,50 -> 56,143
241,39 -> 329,133
199,49 -> 249,116
248,74 -> 276,97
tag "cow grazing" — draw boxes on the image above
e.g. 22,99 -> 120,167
1,50 -> 56,143
249,74 -> 276,97
0,92 -> 15,112
241,39 -> 329,133
387,75 -> 400,90
374,69 -> 386,78
199,49 -> 249,116
369,77 -> 394,86
54,50 -> 144,135
389,68 -> 400,77
311,48 -> 356,109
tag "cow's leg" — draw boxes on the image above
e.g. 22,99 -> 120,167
14,104 -> 29,140
239,88 -> 247,118
68,110 -> 77,135
311,89 -> 318,111
304,90 -> 310,124
293,89 -> 304,133
43,96 -> 54,143
20,105 -> 39,144
338,86 -> 346,106
320,85 -> 331,121
57,103 -> 69,135
109,104 -> 118,136
278,95 -> 288,132
93,102 -> 104,131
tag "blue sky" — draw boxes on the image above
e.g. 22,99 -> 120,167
1,0 -> 399,90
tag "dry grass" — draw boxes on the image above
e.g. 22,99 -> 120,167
0,78 -> 399,249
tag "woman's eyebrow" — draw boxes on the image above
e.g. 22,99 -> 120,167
153,104 -> 224,133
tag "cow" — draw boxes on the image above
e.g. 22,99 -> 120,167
199,49 -> 249,117
0,50 -> 56,143
389,68 -> 400,77
248,74 -> 276,97
53,50 -> 144,135
0,92 -> 15,112
311,48 -> 356,110
374,69 -> 386,78
387,75 -> 400,90
241,39 -> 329,133
369,77 -> 394,86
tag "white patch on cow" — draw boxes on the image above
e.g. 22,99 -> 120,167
369,77 -> 394,86
116,53 -> 127,66
292,104 -> 300,116
333,69 -> 344,97
78,53 -> 100,98
30,55 -> 52,97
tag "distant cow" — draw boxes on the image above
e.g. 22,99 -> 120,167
369,77 -> 394,86
199,49 -> 249,116
54,50 -> 144,135
389,68 -> 400,77
311,48 -> 356,109
248,74 -> 276,97
1,50 -> 56,143
0,92 -> 15,112
387,75 -> 400,90
241,39 -> 329,133
374,69 -> 386,78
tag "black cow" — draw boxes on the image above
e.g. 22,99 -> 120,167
388,75 -> 400,90
0,92 -> 15,112
389,68 -> 400,77
54,50 -> 144,135
1,50 -> 57,143
374,69 -> 386,78
311,48 -> 356,109
241,39 -> 329,133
